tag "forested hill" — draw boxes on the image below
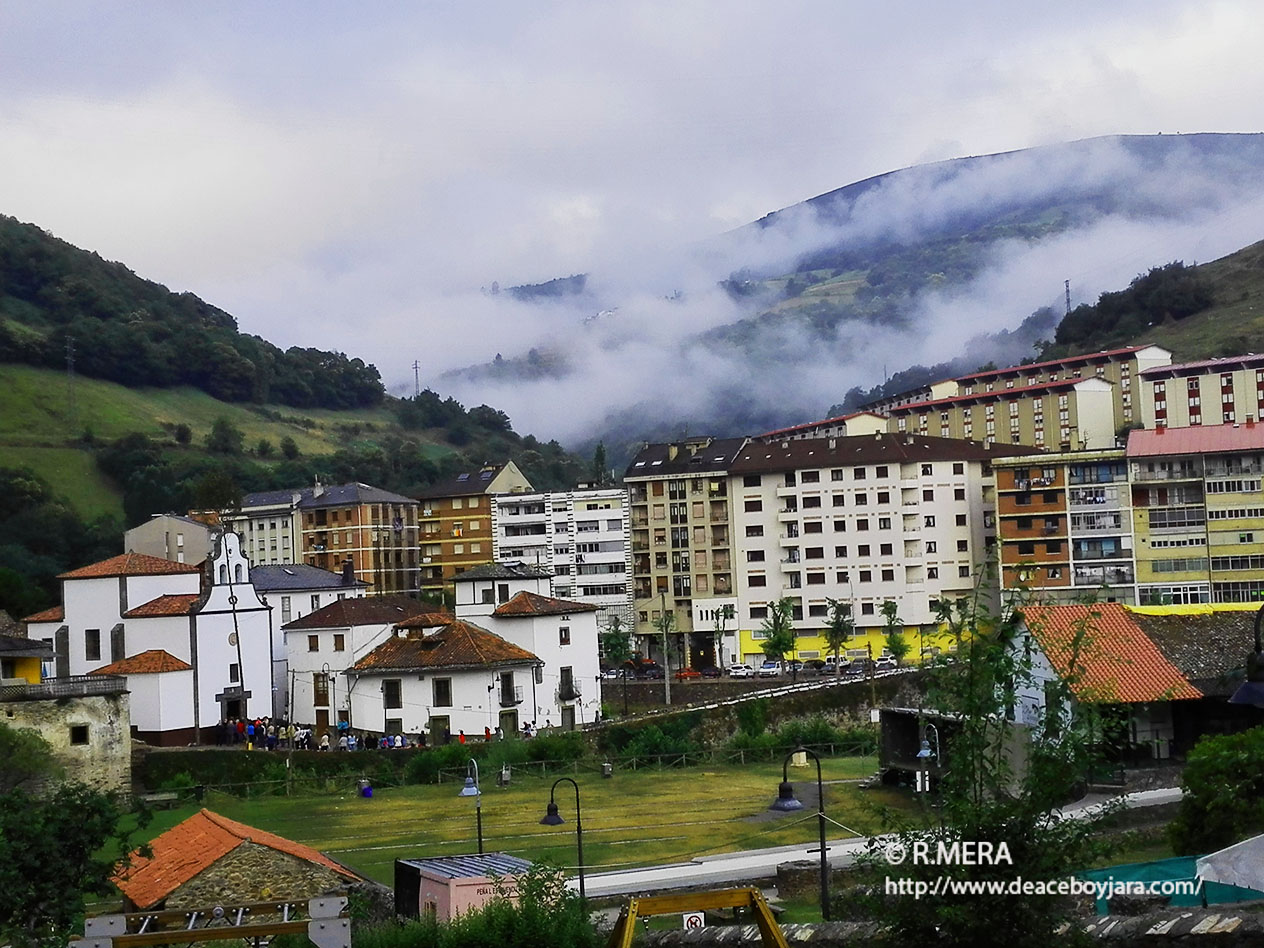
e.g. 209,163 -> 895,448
0,215 -> 383,409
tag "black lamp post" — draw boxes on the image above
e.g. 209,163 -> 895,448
768,746 -> 830,920
458,759 -> 483,854
539,776 -> 585,900
1229,603 -> 1264,706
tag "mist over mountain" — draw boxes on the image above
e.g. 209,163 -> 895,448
437,133 -> 1264,450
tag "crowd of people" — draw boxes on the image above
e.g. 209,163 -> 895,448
213,716 -> 548,751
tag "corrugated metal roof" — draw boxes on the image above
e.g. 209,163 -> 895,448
398,853 -> 533,879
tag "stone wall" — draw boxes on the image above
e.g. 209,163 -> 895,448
1,691 -> 131,794
170,841 -> 352,908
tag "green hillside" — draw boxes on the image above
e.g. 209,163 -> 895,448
1137,239 -> 1264,358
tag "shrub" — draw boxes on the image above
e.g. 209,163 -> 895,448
736,698 -> 769,738
526,732 -> 585,764
403,744 -> 471,785
1170,726 -> 1264,855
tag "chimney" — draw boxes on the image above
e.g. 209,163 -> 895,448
828,438 -> 836,449
313,477 -> 324,498
1156,426 -> 1165,435
342,558 -> 355,586
667,445 -> 679,461
1248,416 -> 1256,428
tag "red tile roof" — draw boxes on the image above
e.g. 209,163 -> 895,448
281,594 -> 436,631
1021,603 -> 1201,704
1127,423 -> 1264,458
955,345 -> 1158,383
22,605 -> 64,623
493,590 -> 599,617
758,411 -> 887,438
393,611 -> 455,630
123,594 -> 201,618
1139,352 -> 1264,378
59,553 -> 201,580
352,620 -> 539,672
90,650 -> 193,675
114,809 -> 359,909
887,377 -> 1097,414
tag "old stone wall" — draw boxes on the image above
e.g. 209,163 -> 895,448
1,691 -> 131,794
170,841 -> 351,908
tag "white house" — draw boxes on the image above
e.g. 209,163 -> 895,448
453,563 -> 602,730
282,596 -> 451,735
349,619 -> 541,741
24,534 -> 273,745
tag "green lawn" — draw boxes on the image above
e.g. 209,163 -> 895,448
128,758 -> 908,888
1,445 -> 123,520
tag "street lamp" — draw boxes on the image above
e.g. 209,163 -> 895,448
458,759 -> 483,854
768,746 -> 830,920
1229,603 -> 1264,706
539,776 -> 585,900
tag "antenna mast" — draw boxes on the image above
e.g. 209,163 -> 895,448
1065,280 -> 1071,316
412,360 -> 421,398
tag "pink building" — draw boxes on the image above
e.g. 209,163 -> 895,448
394,854 -> 533,921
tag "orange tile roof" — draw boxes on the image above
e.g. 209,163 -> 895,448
22,605 -> 64,623
114,809 -> 358,909
492,590 -> 599,617
123,594 -> 201,618
59,552 -> 201,580
90,650 -> 193,675
1021,603 -> 1201,704
353,620 -> 539,672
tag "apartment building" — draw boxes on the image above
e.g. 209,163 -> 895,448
624,438 -> 748,653
1140,353 -> 1264,429
883,376 -> 1116,452
224,482 -> 420,595
725,433 -> 1028,660
416,462 -> 533,597
755,411 -> 888,443
864,344 -> 1172,430
124,514 -> 218,565
491,487 -> 633,629
1128,424 -> 1264,606
993,449 -> 1137,604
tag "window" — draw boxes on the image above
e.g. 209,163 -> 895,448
311,595 -> 321,612
743,474 -> 761,487
880,543 -> 893,555
750,575 -> 767,587
746,524 -> 764,537
861,602 -> 875,615
806,547 -> 824,559
804,521 -> 823,534
924,515 -> 936,528
923,489 -> 934,502
807,572 -> 826,585
954,488 -> 966,501
881,569 -> 894,582
878,516 -> 891,529
333,634 -> 345,652
857,518 -> 870,531
835,545 -> 848,557
433,678 -> 453,707
229,663 -> 240,683
855,492 -> 868,505
307,635 -> 319,652
832,494 -> 846,507
384,679 -> 403,709
957,540 -> 969,552
559,626 -> 571,646
859,570 -> 872,582
1017,542 -> 1035,555
750,606 -> 768,619
280,596 -> 292,624
956,514 -> 967,526
834,520 -> 847,532
803,496 -> 822,508
801,471 -> 820,483
927,567 -> 939,579
831,469 -> 845,481
959,565 -> 971,578
854,467 -> 866,480
69,725 -> 89,746
877,491 -> 890,504
858,544 -> 871,556
744,500 -> 763,513
921,464 -> 933,476
952,463 -> 964,475
85,629 -> 100,662
746,550 -> 765,562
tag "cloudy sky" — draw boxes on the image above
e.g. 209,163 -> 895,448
2,2 -> 1263,442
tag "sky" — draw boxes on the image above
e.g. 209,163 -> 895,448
3,2 -> 1264,444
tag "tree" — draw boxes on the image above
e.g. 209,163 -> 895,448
1170,725 -> 1264,855
204,417 -> 244,455
881,599 -> 911,665
823,598 -> 854,676
601,614 -> 632,667
0,725 -> 59,793
853,595 -> 1114,947
280,435 -> 300,460
255,438 -> 274,458
172,423 -> 192,445
590,442 -> 608,486
758,597 -> 797,663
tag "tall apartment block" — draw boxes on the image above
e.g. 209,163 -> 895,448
863,344 -> 1171,437
624,438 -> 748,653
755,411 -> 888,443
224,483 -> 420,594
726,433 -> 1026,650
416,461 -> 533,597
993,449 -> 1137,604
1140,353 -> 1264,429
492,487 -> 634,628
1128,424 -> 1264,606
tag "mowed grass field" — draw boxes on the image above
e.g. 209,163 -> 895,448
129,758 -> 910,887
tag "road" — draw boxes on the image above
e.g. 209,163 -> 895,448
578,786 -> 1183,898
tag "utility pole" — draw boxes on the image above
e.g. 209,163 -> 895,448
1065,279 -> 1071,317
412,360 -> 421,397
659,591 -> 672,705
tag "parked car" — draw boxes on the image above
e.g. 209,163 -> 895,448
758,660 -> 783,678
699,665 -> 723,678
674,667 -> 702,681
844,659 -> 871,677
727,663 -> 755,679
786,660 -> 804,674
874,656 -> 899,671
802,659 -> 826,673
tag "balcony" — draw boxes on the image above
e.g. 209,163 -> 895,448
1072,547 -> 1131,561
558,681 -> 582,702
1074,565 -> 1135,586
1,674 -> 127,701
499,685 -> 524,707
1131,466 -> 1200,482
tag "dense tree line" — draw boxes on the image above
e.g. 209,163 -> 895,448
0,215 -> 382,408
1052,261 -> 1213,352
